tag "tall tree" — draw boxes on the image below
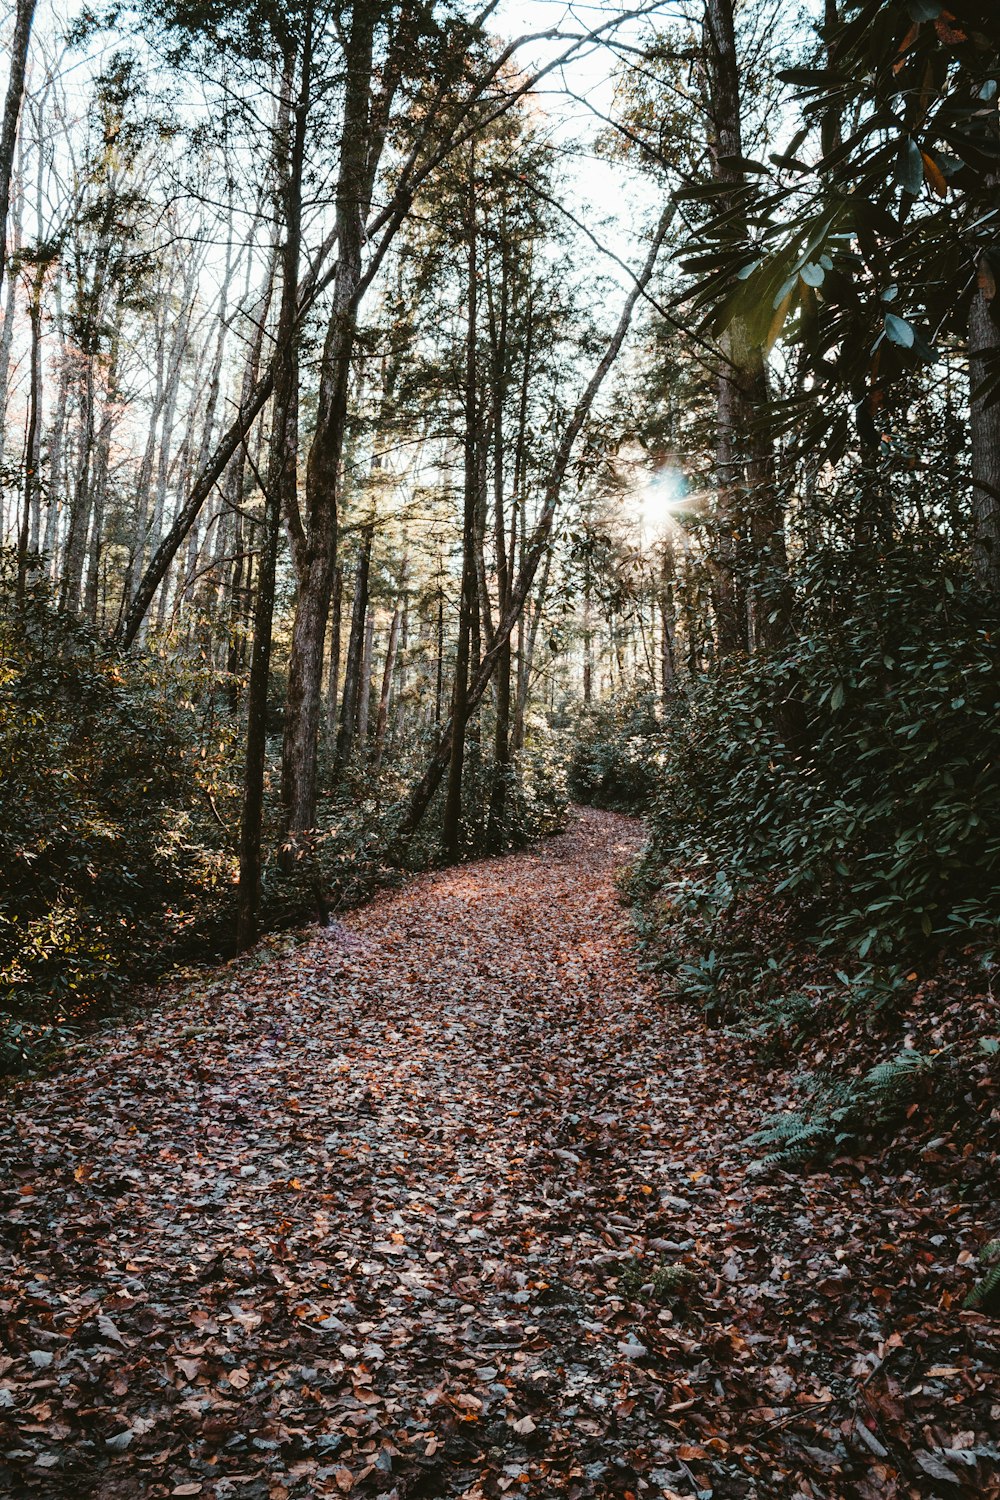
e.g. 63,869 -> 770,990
237,21 -> 312,948
0,0 -> 36,297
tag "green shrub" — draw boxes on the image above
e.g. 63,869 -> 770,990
569,689 -> 664,812
634,544 -> 1000,989
0,559 -> 235,1046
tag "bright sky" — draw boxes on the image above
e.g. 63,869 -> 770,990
493,0 -> 665,286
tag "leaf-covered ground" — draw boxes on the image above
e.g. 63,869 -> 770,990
2,808 -> 998,1499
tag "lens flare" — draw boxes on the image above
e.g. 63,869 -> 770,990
635,465 -> 685,537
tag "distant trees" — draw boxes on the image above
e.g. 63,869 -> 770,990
0,0 -> 671,945
3,0 -> 993,963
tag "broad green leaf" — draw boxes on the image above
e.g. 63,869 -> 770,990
897,138 -> 924,197
884,313 -> 915,348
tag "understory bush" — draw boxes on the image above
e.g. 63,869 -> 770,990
630,544 -> 999,993
611,542 -> 999,1161
0,564 -> 236,1038
1,562 -> 570,1066
569,689 -> 663,812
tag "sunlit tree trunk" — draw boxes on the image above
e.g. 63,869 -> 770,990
237,35 -> 310,950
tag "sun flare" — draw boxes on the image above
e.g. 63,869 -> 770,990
635,465 -> 686,537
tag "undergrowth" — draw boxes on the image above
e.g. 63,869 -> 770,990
592,542 -> 1000,1168
1,561 -> 569,1075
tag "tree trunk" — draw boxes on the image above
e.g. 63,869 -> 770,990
659,545 -> 678,700
16,257 -> 43,599
0,225 -> 19,490
704,0 -> 793,660
61,358 -> 96,613
970,254 -> 1000,596
336,523 -> 373,772
582,556 -> 594,707
83,334 -> 120,624
374,598 -> 402,772
236,36 -> 310,950
434,585 -> 444,725
281,0 -> 377,838
486,226 -> 512,839
326,564 -> 343,734
442,150 -> 478,862
357,610 -> 374,752
0,0 -> 35,299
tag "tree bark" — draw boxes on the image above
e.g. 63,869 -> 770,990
16,256 -> 44,599
336,523 -> 373,773
357,610 -> 375,751
486,224 -> 512,839
326,564 -> 344,734
236,35 -> 310,950
970,251 -> 1000,597
442,148 -> 478,862
704,0 -> 793,658
0,0 -> 35,299
280,0 -> 378,838
374,597 -> 402,772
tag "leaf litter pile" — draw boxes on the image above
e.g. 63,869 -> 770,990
2,808 -> 998,1499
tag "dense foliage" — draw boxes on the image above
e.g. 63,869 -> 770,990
568,537 -> 1000,1162
633,545 -> 998,983
569,690 -> 663,813
0,559 -> 234,1062
0,554 -> 569,1069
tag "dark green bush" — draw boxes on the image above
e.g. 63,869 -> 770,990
569,689 -> 663,812
0,560 -> 235,1039
632,544 -> 1000,1004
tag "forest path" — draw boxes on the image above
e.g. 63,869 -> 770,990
1,809 -> 993,1499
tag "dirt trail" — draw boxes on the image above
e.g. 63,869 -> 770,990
1,808 -> 996,1499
